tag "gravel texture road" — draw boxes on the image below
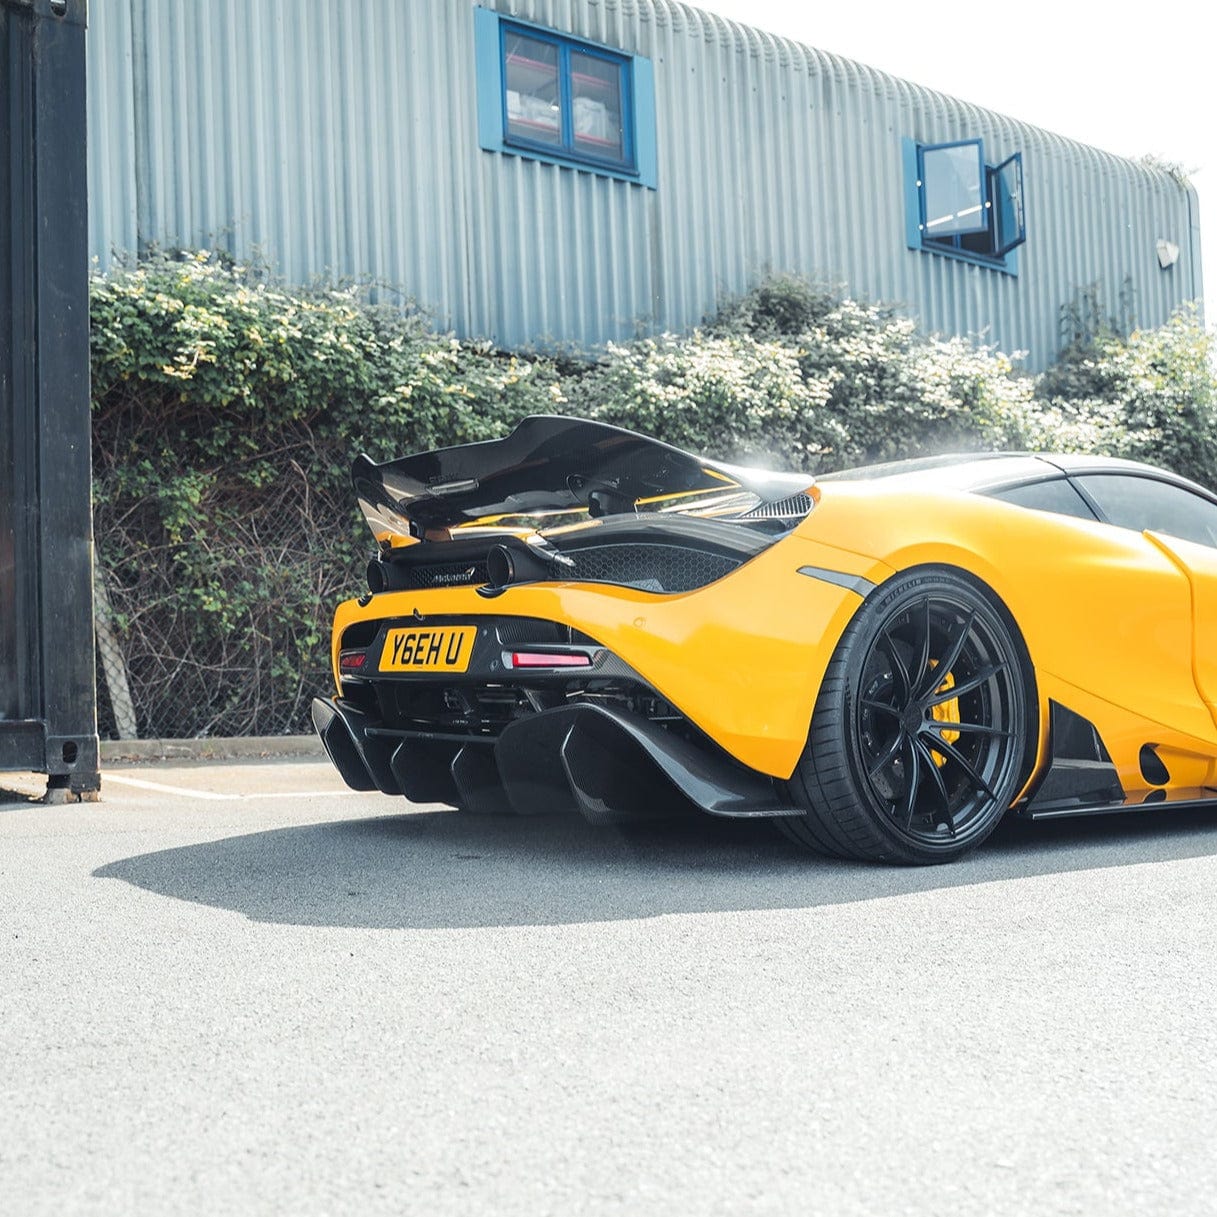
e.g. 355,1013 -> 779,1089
3,759 -> 1216,1216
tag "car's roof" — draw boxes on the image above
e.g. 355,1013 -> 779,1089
820,452 -> 1215,499
819,453 -> 1053,491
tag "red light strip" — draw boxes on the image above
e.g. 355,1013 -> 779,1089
339,651 -> 367,670
510,651 -> 591,669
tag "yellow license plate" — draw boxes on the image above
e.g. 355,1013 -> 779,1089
380,625 -> 477,673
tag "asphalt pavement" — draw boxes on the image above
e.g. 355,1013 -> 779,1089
3,758 -> 1217,1216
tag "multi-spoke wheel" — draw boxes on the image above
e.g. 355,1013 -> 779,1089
782,568 -> 1035,864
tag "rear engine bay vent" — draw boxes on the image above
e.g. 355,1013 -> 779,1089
738,492 -> 813,521
561,542 -> 740,593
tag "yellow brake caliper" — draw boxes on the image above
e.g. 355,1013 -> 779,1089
927,662 -> 960,766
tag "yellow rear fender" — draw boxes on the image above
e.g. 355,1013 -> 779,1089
333,533 -> 893,779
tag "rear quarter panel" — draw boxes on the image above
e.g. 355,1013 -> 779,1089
799,483 -> 1217,761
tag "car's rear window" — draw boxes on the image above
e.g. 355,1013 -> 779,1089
984,478 -> 1098,522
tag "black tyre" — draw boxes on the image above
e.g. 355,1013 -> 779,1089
782,568 -> 1035,864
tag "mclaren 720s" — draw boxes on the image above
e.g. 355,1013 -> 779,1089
312,415 -> 1217,864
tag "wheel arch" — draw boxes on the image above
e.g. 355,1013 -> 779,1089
864,559 -> 1045,803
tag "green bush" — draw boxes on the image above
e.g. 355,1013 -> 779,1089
707,272 -> 841,338
568,330 -> 845,471
649,278 -> 1217,487
1034,307 -> 1217,488
90,253 -> 562,738
576,288 -> 1047,472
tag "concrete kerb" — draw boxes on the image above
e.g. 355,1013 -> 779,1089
99,735 -> 324,764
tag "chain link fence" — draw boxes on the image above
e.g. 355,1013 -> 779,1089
93,463 -> 364,741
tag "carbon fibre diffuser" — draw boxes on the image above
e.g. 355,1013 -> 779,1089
311,697 -> 802,822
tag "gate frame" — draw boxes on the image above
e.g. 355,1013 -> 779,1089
1,0 -> 99,797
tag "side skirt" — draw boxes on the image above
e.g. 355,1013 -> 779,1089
1023,787 -> 1217,822
1018,699 -> 1217,821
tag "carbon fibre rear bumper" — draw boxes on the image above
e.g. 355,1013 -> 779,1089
312,696 -> 802,822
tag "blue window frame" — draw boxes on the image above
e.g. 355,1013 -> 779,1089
474,8 -> 657,189
902,137 -> 1026,273
989,152 -> 1026,257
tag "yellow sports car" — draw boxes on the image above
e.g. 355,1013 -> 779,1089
313,415 -> 1217,863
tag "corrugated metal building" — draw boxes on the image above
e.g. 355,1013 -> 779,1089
86,0 -> 1204,370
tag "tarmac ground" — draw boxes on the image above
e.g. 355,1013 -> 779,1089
3,755 -> 1217,1215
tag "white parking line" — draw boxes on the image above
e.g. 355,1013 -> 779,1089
103,775 -> 239,800
103,775 -> 362,801
244,790 -> 363,800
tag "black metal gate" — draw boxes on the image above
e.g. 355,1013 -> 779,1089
1,0 -> 99,794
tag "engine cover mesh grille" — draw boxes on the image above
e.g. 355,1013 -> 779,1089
393,542 -> 745,593
565,543 -> 740,592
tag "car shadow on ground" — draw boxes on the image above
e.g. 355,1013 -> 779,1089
93,801 -> 1217,929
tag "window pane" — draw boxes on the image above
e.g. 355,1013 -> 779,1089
1075,475 -> 1217,549
921,142 -> 988,237
992,153 -> 1026,256
504,33 -> 561,147
570,51 -> 624,162
987,478 -> 1098,521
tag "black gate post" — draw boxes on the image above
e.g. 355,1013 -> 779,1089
1,0 -> 99,797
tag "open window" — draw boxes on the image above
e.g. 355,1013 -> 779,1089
903,138 -> 1025,271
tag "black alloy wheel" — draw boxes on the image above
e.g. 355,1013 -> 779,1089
783,568 -> 1034,864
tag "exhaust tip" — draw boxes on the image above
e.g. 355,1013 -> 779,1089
485,545 -> 514,589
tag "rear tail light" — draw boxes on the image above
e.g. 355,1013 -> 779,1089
510,651 -> 591,669
339,651 -> 368,671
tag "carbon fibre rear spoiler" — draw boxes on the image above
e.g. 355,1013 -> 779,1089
353,415 -> 813,545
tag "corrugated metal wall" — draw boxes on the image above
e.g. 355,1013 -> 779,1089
86,0 -> 1204,370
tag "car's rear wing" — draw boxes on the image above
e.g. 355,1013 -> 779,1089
353,415 -> 813,546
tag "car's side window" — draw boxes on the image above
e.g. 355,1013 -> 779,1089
1073,474 -> 1217,549
985,478 -> 1099,521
